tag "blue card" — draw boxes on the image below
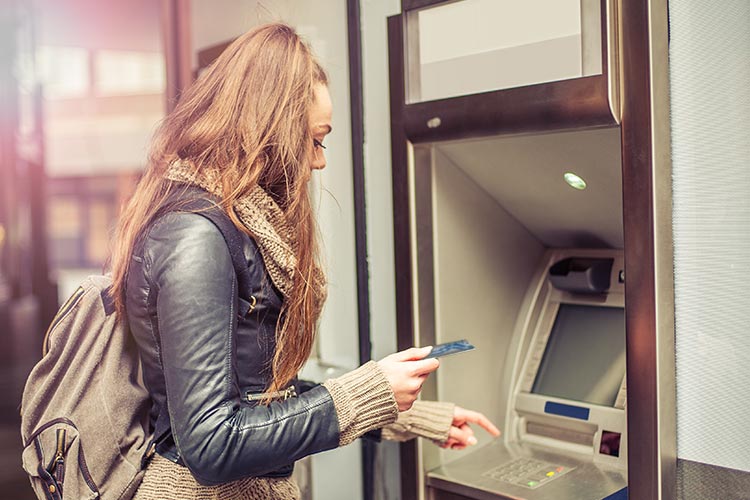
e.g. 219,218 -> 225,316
425,339 -> 475,359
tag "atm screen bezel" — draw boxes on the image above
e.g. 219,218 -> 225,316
511,250 -> 627,468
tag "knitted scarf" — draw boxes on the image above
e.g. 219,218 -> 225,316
164,159 -> 326,313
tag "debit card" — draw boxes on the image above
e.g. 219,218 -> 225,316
425,339 -> 475,358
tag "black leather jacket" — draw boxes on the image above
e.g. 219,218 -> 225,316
125,197 -> 340,485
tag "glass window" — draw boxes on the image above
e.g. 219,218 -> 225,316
407,0 -> 603,103
36,46 -> 90,99
95,50 -> 165,96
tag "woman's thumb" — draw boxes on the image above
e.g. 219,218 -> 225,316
396,345 -> 433,361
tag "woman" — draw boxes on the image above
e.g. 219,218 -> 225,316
110,23 -> 498,499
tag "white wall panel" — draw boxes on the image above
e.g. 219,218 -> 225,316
671,0 -> 750,473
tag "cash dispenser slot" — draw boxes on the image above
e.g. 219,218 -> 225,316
548,257 -> 614,294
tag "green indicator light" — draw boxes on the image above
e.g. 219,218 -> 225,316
528,481 -> 538,487
564,172 -> 587,190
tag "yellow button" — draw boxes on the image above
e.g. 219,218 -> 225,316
546,471 -> 555,477
49,484 -> 56,493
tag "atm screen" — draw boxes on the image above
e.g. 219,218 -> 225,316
531,304 -> 626,407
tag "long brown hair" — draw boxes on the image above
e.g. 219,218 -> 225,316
110,23 -> 328,394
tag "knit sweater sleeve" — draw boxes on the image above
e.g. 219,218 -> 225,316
381,400 -> 455,443
323,361 -> 399,446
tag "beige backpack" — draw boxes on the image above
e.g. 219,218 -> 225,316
20,275 -> 153,500
20,194 -> 248,499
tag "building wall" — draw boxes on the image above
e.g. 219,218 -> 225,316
670,1 -> 750,497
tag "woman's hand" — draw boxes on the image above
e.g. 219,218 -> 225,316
377,346 -> 439,411
439,406 -> 501,450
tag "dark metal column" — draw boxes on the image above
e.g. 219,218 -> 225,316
620,0 -> 675,498
347,1 -> 376,499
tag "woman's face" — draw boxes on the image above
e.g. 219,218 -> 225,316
309,83 -> 333,172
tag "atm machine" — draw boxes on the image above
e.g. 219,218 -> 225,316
426,249 -> 627,500
384,0 -> 657,499
395,128 -> 628,500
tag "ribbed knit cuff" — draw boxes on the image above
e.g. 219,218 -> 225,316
323,361 -> 398,446
381,400 -> 455,444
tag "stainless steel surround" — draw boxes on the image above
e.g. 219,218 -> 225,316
620,0 -> 676,498
389,0 -> 674,498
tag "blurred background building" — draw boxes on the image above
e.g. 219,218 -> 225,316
0,1 -> 397,499
1,1 -> 166,497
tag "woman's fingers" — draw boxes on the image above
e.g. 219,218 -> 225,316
447,423 -> 476,448
411,357 -> 440,376
453,406 -> 501,437
392,346 -> 433,361
389,346 -> 439,377
438,438 -> 458,449
439,407 -> 502,450
377,346 -> 440,411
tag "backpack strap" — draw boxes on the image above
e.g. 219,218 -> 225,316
177,195 -> 252,299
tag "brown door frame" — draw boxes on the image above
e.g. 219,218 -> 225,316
620,0 -> 675,499
161,0 -> 193,111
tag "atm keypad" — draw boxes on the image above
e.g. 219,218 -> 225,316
482,458 -> 573,489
